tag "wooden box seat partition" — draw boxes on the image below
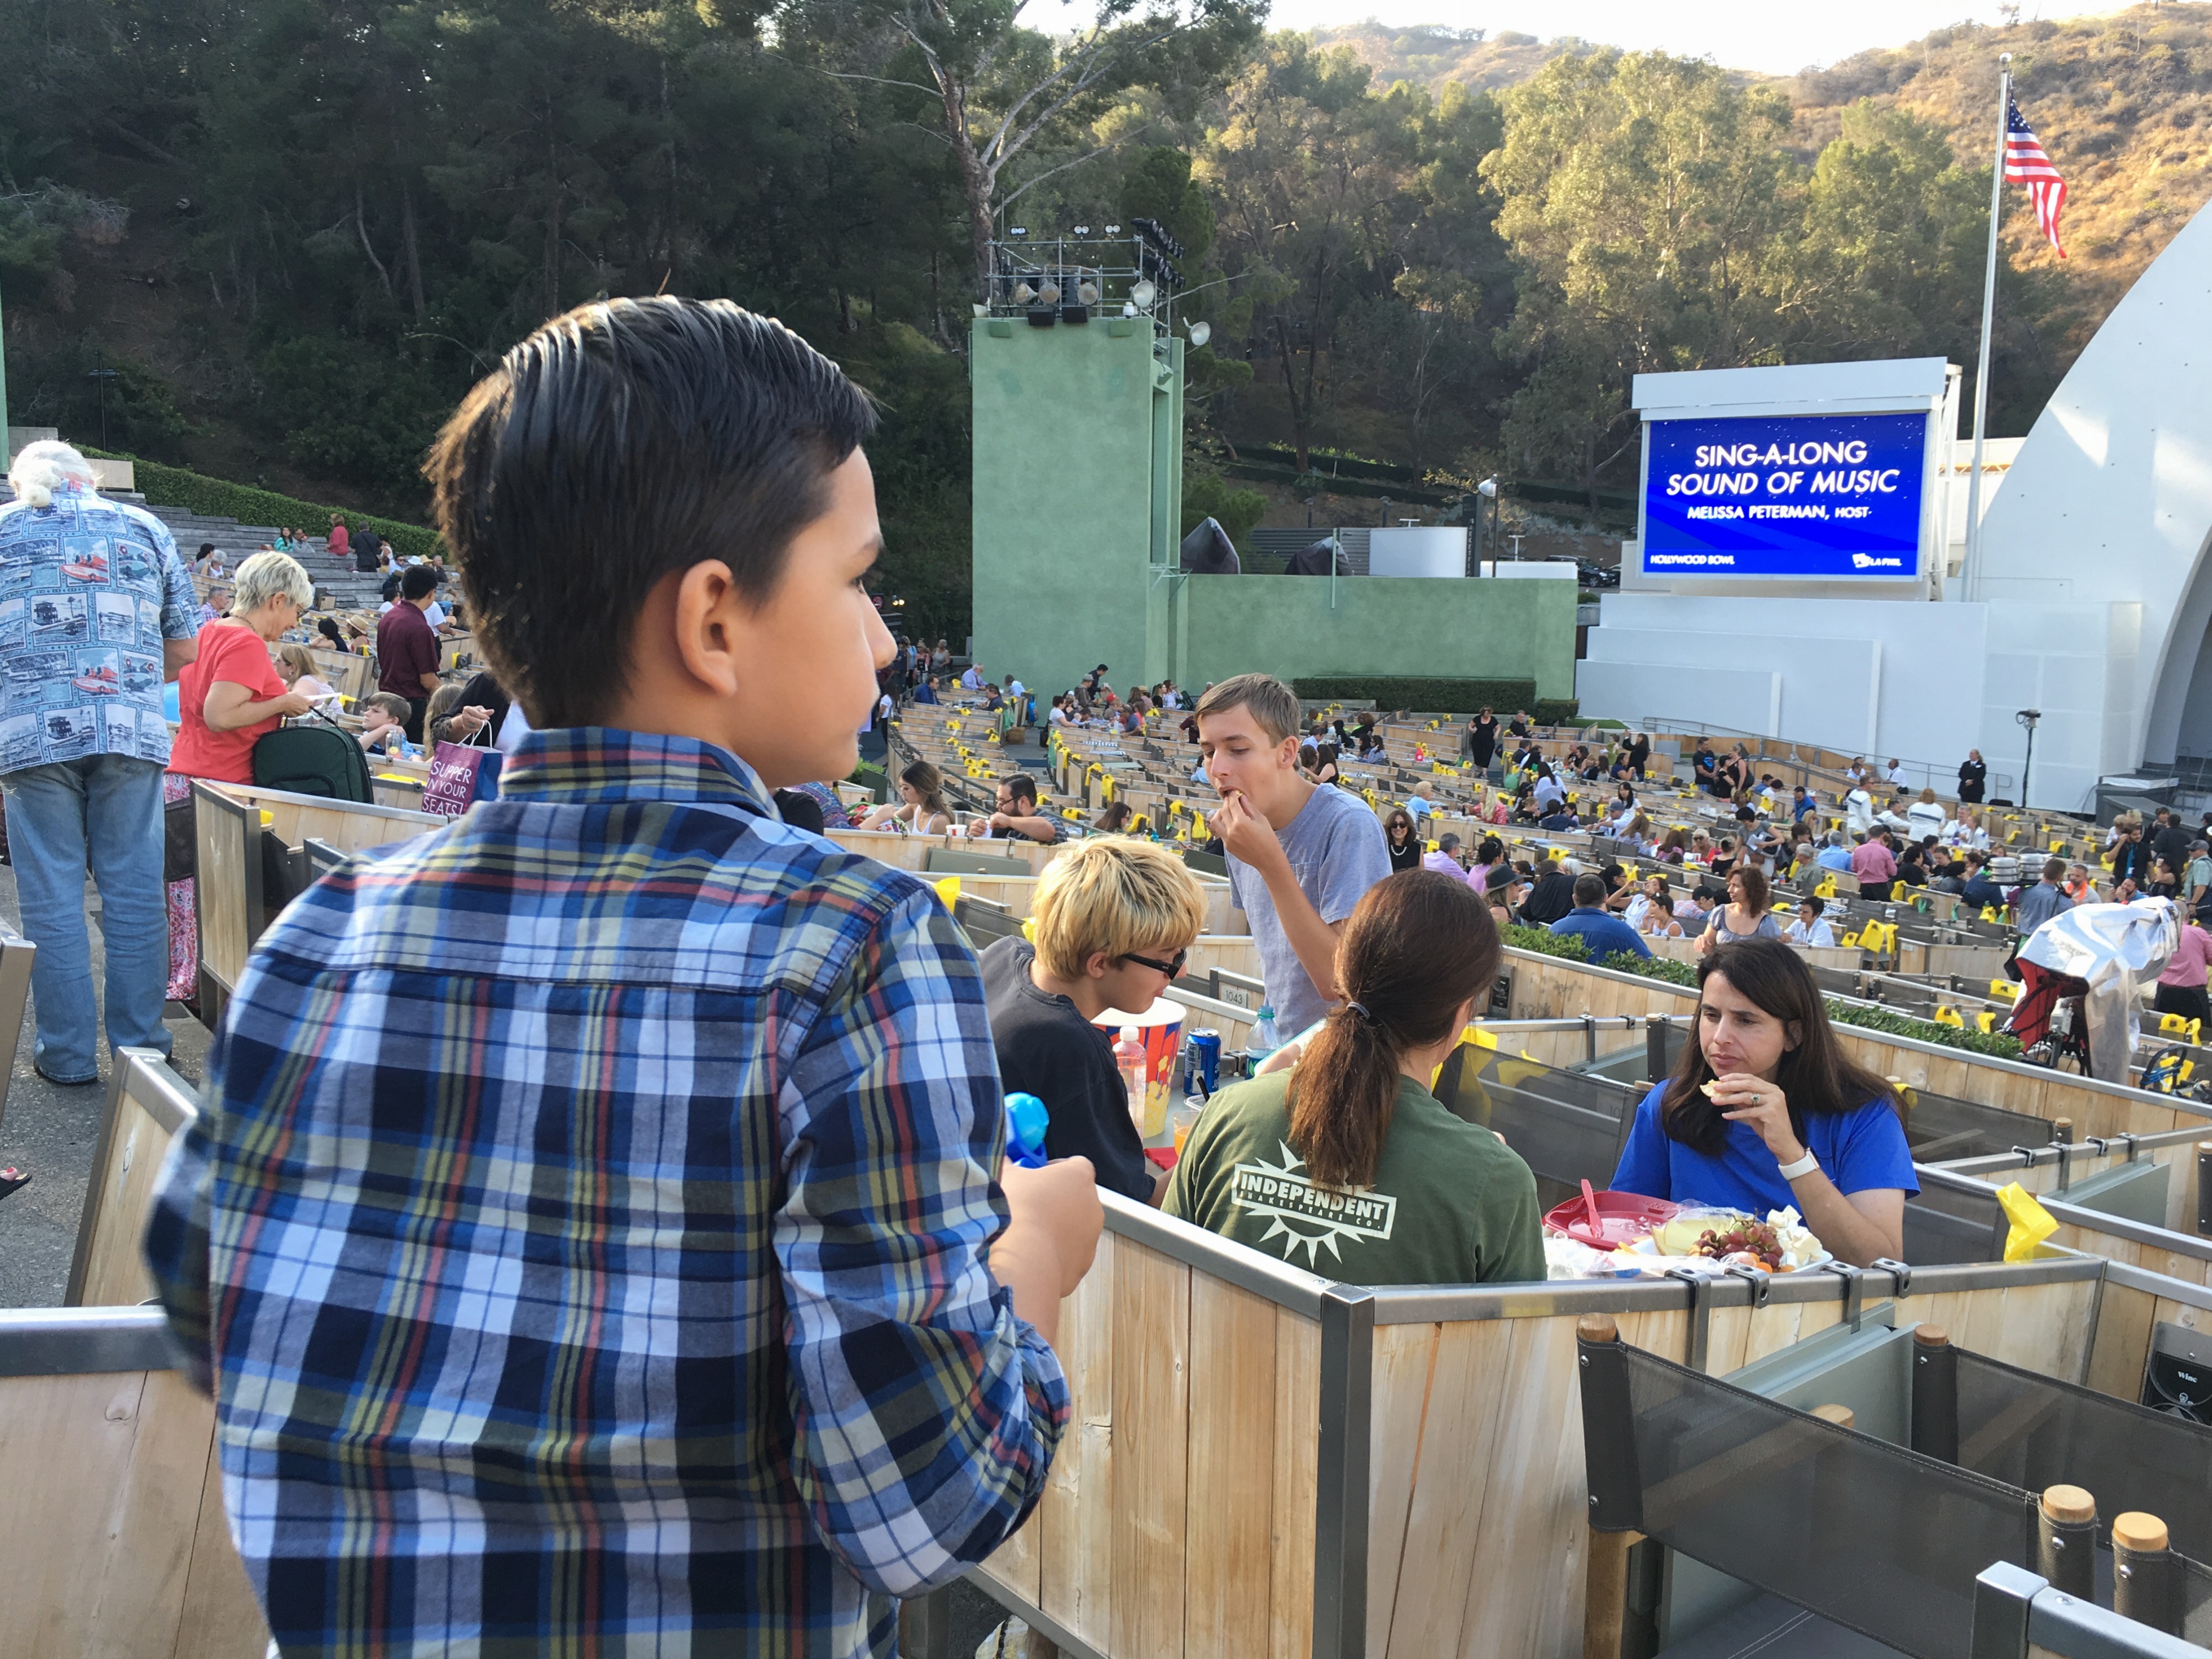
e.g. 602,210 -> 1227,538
954,1195 -> 2132,1659
22,1121 -> 2212,1659
0,920 -> 34,1140
69,1048 -> 199,1309
0,1306 -> 270,1658
191,779 -> 443,1025
1917,1146 -> 2212,1290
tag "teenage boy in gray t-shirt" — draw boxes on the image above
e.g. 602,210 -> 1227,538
1196,673 -> 1392,1035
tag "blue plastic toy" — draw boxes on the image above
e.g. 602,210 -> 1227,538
1005,1092 -> 1050,1168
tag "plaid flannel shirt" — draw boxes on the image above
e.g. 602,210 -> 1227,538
144,729 -> 1066,1658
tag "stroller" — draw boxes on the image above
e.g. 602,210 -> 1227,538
2002,958 -> 2093,1074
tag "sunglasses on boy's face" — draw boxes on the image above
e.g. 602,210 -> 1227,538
1119,948 -> 1189,978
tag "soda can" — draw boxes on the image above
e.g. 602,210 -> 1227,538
1189,1030 -> 1222,1094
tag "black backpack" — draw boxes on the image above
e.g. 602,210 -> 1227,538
253,722 -> 374,802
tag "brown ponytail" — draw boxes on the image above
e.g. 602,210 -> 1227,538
1287,871 -> 1501,1188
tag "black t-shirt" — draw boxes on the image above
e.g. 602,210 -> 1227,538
1519,870 -> 1578,925
1388,837 -> 1422,872
978,937 -> 1156,1204
2154,824 -> 2192,881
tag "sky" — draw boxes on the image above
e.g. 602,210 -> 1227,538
1231,0 -> 2143,74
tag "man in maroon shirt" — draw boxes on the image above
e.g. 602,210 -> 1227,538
376,564 -> 443,741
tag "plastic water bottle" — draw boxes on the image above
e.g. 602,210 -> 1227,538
1113,1025 -> 1147,1131
1249,1004 -> 1280,1063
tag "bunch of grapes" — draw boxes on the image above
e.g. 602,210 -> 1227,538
1694,1217 -> 1785,1272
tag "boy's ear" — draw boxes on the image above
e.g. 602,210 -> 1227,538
669,561 -> 744,698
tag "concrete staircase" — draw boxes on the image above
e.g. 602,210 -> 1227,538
0,485 -> 397,612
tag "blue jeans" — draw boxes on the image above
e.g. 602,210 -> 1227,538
2,753 -> 174,1081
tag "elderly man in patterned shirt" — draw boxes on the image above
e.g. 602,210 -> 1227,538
0,441 -> 199,1084
144,298 -> 1102,1658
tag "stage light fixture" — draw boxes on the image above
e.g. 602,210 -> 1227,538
972,303 -> 987,317
1477,476 -> 1498,498
1104,223 -> 1122,234
1187,320 -> 1211,348
1009,226 -> 1028,237
1077,279 -> 1099,306
1122,301 -> 1138,318
1013,282 -> 1035,305
1039,281 -> 1061,305
1130,279 -> 1157,310
1073,224 -> 1091,235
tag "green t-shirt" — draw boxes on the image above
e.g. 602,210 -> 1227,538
1163,1070 -> 1545,1286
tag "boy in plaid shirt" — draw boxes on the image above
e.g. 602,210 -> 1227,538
145,297 -> 1101,1658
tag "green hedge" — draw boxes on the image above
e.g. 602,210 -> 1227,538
1512,936 -> 2027,1058
78,447 -> 443,561
1499,923 -> 1587,960
1291,677 -> 1577,725
1603,951 -> 1697,986
1824,1000 -> 2025,1060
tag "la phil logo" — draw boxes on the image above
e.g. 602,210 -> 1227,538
1850,553 -> 1905,570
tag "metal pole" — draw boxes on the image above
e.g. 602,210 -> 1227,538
1962,56 -> 2012,603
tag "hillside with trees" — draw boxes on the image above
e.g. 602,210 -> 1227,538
1321,5 -> 2212,362
0,1 -> 2201,637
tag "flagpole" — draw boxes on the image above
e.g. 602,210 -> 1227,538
1963,52 -> 2012,604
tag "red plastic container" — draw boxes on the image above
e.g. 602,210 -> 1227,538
1543,1189 -> 1680,1251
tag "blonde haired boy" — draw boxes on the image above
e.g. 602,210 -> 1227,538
981,836 -> 1210,1204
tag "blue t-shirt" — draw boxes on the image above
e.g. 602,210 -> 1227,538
1611,1081 -> 1917,1216
1551,906 -> 1651,959
1225,780 -> 1391,1034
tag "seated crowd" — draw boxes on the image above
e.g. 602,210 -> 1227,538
0,298 -> 2132,1659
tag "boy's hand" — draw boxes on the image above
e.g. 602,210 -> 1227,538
1000,1157 -> 1102,1296
1210,791 -> 1283,874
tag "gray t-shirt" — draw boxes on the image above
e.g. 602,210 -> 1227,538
1226,783 -> 1392,1033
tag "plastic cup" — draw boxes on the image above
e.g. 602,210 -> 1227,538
1171,1102 -> 1201,1157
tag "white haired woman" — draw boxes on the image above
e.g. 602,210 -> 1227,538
163,550 -> 318,1001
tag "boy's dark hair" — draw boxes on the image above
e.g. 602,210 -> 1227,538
425,296 -> 877,728
401,565 -> 438,600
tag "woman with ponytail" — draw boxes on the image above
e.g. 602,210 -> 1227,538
1164,870 -> 1544,1285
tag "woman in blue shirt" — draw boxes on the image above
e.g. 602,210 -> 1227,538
1612,938 -> 1915,1265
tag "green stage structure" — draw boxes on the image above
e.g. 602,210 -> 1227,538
968,312 -> 1575,704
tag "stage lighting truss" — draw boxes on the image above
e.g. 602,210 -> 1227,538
983,224 -> 1188,324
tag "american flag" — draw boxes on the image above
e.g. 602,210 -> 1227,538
2005,98 -> 2067,258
